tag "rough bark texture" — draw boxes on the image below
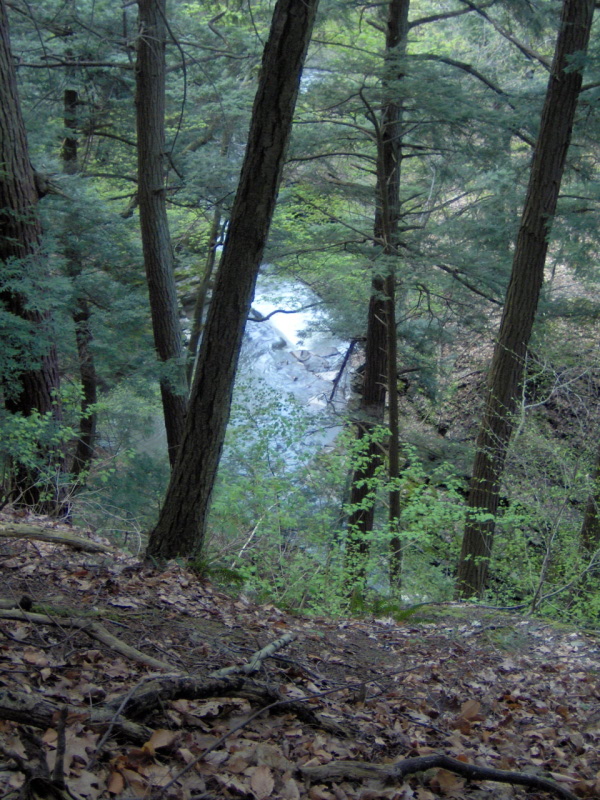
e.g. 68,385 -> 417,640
136,0 -> 187,467
456,0 -> 595,599
147,0 -> 320,558
0,0 -> 64,509
346,0 -> 409,589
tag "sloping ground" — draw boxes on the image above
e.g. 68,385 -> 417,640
1,519 -> 600,800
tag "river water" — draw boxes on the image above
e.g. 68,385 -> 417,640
140,273 -> 351,456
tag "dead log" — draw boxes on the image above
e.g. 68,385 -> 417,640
300,753 -> 578,800
0,688 -> 151,744
0,524 -> 114,553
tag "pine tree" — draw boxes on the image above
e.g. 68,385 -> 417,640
147,0 -> 320,559
0,0 -> 65,511
456,0 -> 595,599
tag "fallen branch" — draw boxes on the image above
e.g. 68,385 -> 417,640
104,676 -> 245,719
0,688 -> 151,744
0,609 -> 175,671
300,754 -> 578,800
209,631 -> 297,677
0,524 -> 114,553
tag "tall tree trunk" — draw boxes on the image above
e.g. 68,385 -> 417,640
146,0 -> 320,559
136,0 -> 187,467
345,0 -> 409,591
456,0 -> 594,599
0,0 -> 64,510
61,85 -> 99,482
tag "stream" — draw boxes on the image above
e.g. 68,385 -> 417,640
140,273 -> 352,456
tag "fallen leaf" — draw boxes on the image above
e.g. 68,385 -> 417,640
250,764 -> 274,799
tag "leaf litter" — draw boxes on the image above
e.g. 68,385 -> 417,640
0,521 -> 599,800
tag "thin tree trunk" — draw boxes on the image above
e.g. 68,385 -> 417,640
0,0 -> 64,511
136,0 -> 187,467
456,0 -> 594,599
186,128 -> 232,384
60,85 -> 99,483
186,208 -> 223,385
147,0 -> 320,559
345,0 -> 409,591
71,299 -> 98,480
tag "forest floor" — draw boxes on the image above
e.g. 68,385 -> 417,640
1,517 -> 600,800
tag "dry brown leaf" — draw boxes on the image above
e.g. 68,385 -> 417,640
143,728 -> 178,754
460,699 -> 481,720
431,768 -> 465,795
250,764 -> 274,799
308,785 -> 335,800
118,768 -> 146,797
107,771 -> 124,795
68,769 -> 102,799
281,777 -> 301,800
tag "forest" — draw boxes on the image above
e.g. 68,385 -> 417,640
1,0 -> 600,621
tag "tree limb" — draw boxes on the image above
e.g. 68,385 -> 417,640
300,754 -> 578,800
0,524 -> 115,553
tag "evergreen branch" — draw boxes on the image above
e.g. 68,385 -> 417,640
434,263 -> 503,306
287,151 -> 376,164
457,1 -> 552,70
295,118 -> 376,139
413,54 -> 510,100
410,1 -> 498,29
311,38 -> 380,58
16,58 -> 133,69
82,129 -> 137,147
83,172 -> 138,183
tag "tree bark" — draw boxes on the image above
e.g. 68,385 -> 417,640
147,0 -> 320,559
456,0 -> 595,599
136,0 -> 187,467
345,0 -> 409,591
0,0 -> 64,510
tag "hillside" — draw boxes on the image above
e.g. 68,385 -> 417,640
1,518 -> 599,800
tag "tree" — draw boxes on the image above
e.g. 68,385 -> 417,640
0,0 -> 64,510
456,0 -> 595,599
146,0 -> 320,559
345,0 -> 409,591
61,84 -> 99,483
136,0 -> 187,466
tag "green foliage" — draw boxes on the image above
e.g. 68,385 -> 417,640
3,0 -> 600,627
71,386 -> 170,545
206,378 -> 350,614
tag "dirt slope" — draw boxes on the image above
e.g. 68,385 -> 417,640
1,520 -> 599,800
